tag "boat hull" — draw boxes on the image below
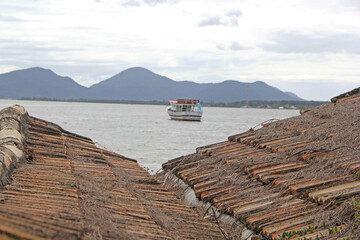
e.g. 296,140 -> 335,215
167,111 -> 202,121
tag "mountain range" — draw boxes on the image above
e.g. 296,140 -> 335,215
0,67 -> 302,102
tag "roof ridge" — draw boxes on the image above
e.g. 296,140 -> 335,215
0,105 -> 29,187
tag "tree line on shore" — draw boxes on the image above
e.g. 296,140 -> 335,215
21,98 -> 328,109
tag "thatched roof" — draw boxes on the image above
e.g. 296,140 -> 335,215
0,105 -> 224,239
161,88 -> 360,240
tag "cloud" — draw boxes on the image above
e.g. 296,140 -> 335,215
198,9 -> 242,27
0,2 -> 38,13
226,9 -> 243,17
115,0 -> 176,7
143,0 -> 177,6
0,39 -> 81,52
95,0 -> 141,7
122,0 -> 141,7
229,41 -> 246,51
216,44 -> 226,50
261,31 -> 360,54
0,38 -> 83,65
198,16 -> 224,26
0,38 -> 129,87
348,0 -> 360,10
0,14 -> 24,22
273,81 -> 360,101
216,41 -> 247,51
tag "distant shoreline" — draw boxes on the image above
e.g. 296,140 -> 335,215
13,98 -> 328,110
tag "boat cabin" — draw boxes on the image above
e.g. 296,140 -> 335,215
167,99 -> 203,121
169,99 -> 201,112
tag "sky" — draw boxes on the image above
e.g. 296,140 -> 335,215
0,0 -> 359,101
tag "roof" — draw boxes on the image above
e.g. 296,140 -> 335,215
161,88 -> 360,240
170,99 -> 200,105
0,105 -> 224,239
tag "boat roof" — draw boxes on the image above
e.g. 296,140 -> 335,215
169,99 -> 200,104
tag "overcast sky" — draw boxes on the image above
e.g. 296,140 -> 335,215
0,0 -> 359,100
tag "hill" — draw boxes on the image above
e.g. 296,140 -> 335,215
0,67 -> 302,102
0,67 -> 88,100
88,67 -> 201,101
88,67 -> 302,102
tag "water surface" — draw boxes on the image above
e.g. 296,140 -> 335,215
0,100 -> 299,173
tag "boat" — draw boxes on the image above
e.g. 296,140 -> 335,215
166,99 -> 203,121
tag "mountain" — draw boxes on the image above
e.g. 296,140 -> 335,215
0,67 -> 88,99
88,67 -> 302,102
195,80 -> 301,102
88,67 -> 201,100
284,91 -> 302,100
0,67 -> 302,102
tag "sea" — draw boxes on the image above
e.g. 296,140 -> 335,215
0,100 -> 299,173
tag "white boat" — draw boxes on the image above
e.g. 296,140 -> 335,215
166,99 -> 203,121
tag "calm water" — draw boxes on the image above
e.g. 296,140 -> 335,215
0,100 -> 299,173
